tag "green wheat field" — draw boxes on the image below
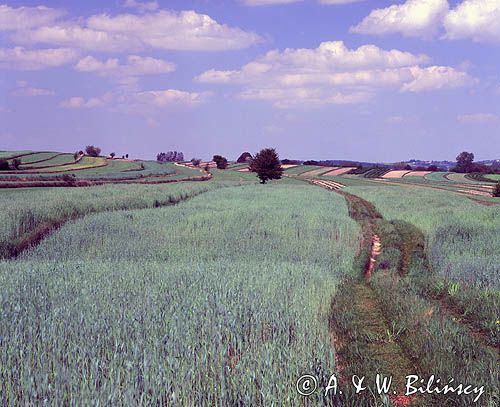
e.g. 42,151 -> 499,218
0,154 -> 498,406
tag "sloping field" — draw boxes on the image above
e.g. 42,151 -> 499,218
228,163 -> 249,170
284,165 -> 324,175
486,174 -> 500,181
0,179 -> 240,258
362,168 -> 389,178
18,152 -> 63,165
0,184 -> 359,405
322,167 -> 356,176
184,161 -> 217,168
0,151 -> 206,187
382,170 -> 411,179
74,159 -> 142,175
2,156 -> 106,174
368,173 -> 496,201
346,184 -> 499,288
403,171 -> 431,177
446,173 -> 496,185
445,173 -> 475,183
300,166 -> 337,177
0,151 -> 32,159
424,171 -> 450,181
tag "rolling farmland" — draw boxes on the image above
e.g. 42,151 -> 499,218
0,151 -> 207,187
0,155 -> 498,406
3,0 -> 500,404
0,183 -> 360,405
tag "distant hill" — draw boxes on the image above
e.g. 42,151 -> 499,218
281,158 -> 500,171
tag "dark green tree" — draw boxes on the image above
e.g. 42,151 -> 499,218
212,155 -> 228,169
455,151 -> 474,173
249,148 -> 283,184
85,145 -> 101,157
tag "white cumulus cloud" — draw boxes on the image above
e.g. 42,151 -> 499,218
444,0 -> 500,43
14,10 -> 262,52
0,4 -> 64,31
196,41 -> 474,108
352,0 -> 500,43
60,88 -> 209,112
75,55 -> 176,79
0,47 -> 78,70
401,66 -> 477,92
351,0 -> 449,38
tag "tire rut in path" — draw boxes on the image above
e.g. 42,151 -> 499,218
329,189 -> 423,406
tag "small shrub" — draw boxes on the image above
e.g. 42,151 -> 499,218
191,158 -> 202,167
0,159 -> 9,171
11,158 -> 21,170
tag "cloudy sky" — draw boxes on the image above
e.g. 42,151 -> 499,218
1,0 -> 499,161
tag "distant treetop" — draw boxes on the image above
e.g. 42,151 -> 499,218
157,151 -> 184,162
213,155 -> 228,169
85,145 -> 101,157
237,152 -> 253,163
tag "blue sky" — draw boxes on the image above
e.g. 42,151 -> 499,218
1,0 -> 499,161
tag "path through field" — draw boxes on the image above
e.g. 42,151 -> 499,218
333,190 -> 421,406
311,180 -> 499,406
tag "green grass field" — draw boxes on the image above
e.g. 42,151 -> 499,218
0,163 -> 498,405
0,183 -> 359,405
283,165 -> 323,175
0,150 -> 32,159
